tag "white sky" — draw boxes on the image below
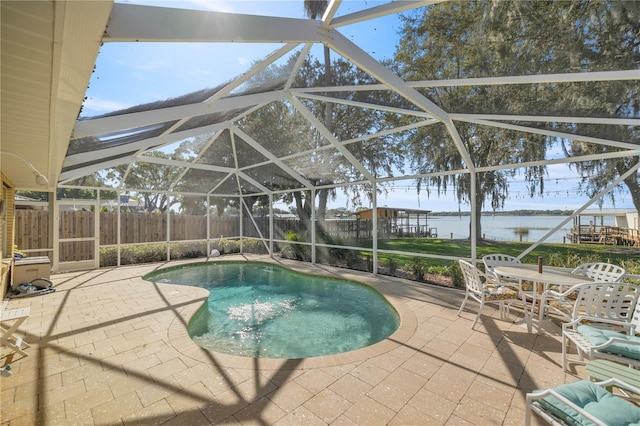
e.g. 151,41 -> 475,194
82,0 -> 635,212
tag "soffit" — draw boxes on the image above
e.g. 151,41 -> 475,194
0,0 -> 112,191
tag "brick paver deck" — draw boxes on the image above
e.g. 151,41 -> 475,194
0,255 -> 585,425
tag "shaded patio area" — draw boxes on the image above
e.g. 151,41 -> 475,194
1,255 -> 586,425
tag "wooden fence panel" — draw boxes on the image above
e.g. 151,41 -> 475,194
15,210 -> 388,261
14,210 -> 49,250
210,217 -> 239,239
171,215 -> 208,241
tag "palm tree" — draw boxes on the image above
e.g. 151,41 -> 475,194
303,0 -> 327,20
304,0 -> 334,230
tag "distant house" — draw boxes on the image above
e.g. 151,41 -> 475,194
272,213 -> 297,219
15,195 -> 145,212
15,195 -> 48,210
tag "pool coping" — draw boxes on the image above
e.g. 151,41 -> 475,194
154,255 -> 424,370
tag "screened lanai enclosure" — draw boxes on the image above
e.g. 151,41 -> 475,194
2,0 -> 638,275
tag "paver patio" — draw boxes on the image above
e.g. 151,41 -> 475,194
0,255 -> 586,425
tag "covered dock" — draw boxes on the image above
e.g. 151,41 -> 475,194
567,209 -> 639,246
354,208 -> 436,238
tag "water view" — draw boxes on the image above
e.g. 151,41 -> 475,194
427,215 -> 614,243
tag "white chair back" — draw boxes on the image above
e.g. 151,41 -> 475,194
631,296 -> 640,334
482,253 -> 521,277
571,282 -> 640,322
459,259 -> 484,294
571,262 -> 626,283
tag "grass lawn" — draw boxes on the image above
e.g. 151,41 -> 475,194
366,238 -> 639,272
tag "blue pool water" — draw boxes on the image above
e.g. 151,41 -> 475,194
143,262 -> 400,358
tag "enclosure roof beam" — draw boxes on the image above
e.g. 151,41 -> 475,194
61,123 -> 235,183
136,154 -> 272,194
73,90 -> 284,139
231,126 -> 315,189
292,69 -> 639,93
205,43 -> 298,104
104,3 -> 325,43
295,92 -> 437,119
289,96 -> 376,183
449,114 -> 640,126
65,121 -> 229,170
458,117 -> 640,151
329,0 -> 446,28
327,29 -> 475,171
519,162 -> 640,259
474,149 -> 640,174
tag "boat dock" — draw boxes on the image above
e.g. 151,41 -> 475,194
566,209 -> 639,246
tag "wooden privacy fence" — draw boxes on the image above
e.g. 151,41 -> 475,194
15,211 -> 240,248
100,212 -> 237,244
14,210 -> 391,260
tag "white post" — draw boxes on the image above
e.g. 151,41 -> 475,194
311,188 -> 316,264
166,196 -> 171,261
269,193 -> 274,258
372,183 -> 378,275
206,195 -> 211,256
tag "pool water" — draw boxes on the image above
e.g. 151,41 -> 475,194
143,262 -> 399,358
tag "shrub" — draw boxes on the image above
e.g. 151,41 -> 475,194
386,257 -> 398,274
407,257 -> 426,281
281,231 -> 311,261
450,260 -> 464,288
426,265 -> 450,276
171,242 -> 207,259
210,238 -> 240,255
242,239 -> 269,255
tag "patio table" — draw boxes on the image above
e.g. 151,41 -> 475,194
493,264 -> 590,333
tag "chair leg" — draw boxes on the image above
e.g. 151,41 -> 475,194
522,294 -> 532,333
472,299 -> 483,329
457,291 -> 469,317
536,298 -> 545,335
562,333 -> 568,371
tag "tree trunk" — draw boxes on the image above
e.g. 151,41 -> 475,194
624,173 -> 640,213
469,177 -> 483,241
317,188 -> 329,235
293,191 -> 312,233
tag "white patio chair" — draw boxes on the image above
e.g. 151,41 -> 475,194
561,282 -> 640,370
482,253 -> 521,279
571,262 -> 626,283
457,259 -> 520,329
526,378 -> 640,425
482,253 -> 537,331
537,263 -> 627,332
0,301 -> 31,357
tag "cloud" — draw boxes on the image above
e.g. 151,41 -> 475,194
186,69 -> 214,78
185,0 -> 235,12
81,98 -> 131,115
237,57 -> 248,65
116,59 -> 168,71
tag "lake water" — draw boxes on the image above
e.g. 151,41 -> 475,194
427,215 -> 614,243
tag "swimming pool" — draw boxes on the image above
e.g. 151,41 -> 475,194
143,262 -> 400,358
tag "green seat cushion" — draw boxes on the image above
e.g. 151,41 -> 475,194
535,380 -> 640,426
577,325 -> 640,361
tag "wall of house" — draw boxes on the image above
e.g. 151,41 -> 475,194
1,173 -> 15,300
